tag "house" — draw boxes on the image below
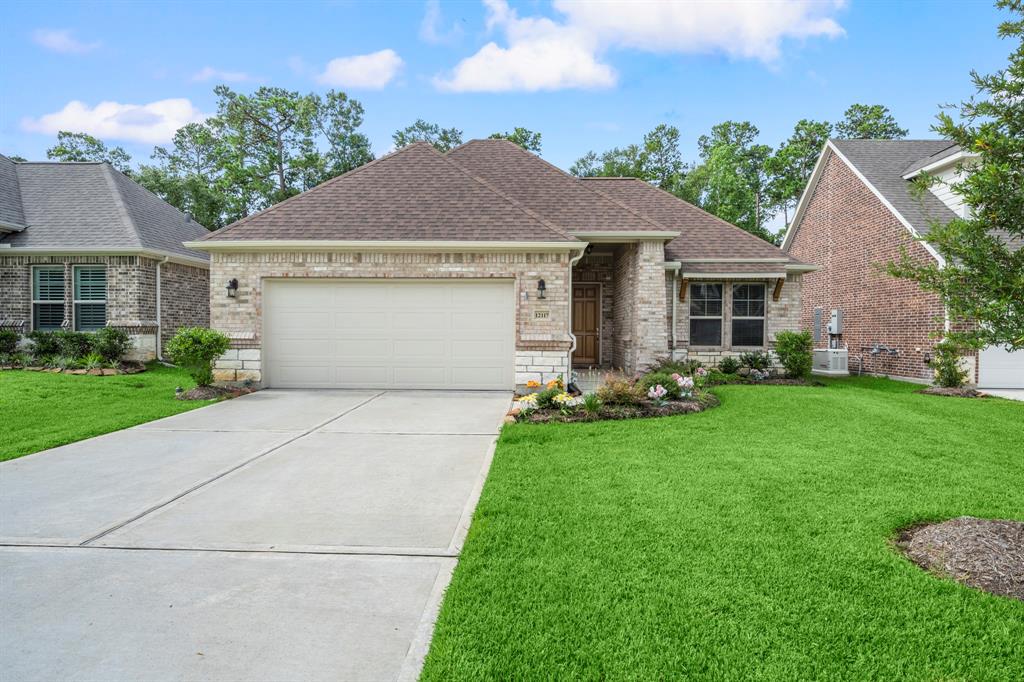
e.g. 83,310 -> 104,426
184,139 -> 814,390
0,154 -> 210,359
782,139 -> 1024,388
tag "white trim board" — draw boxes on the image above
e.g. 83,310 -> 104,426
186,240 -> 585,253
0,247 -> 209,269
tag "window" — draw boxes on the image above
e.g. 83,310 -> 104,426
32,266 -> 65,331
732,283 -> 765,347
73,266 -> 107,331
689,282 -> 722,346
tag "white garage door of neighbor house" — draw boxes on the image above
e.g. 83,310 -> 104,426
978,344 -> 1024,389
263,279 -> 515,390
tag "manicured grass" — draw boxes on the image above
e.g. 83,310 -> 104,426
0,364 -> 205,461
423,377 -> 1024,680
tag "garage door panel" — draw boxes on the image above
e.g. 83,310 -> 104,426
265,280 -> 514,389
979,345 -> 1024,388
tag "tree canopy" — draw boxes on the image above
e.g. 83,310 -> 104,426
888,0 -> 1024,350
46,131 -> 133,174
765,119 -> 833,228
489,127 -> 542,153
392,119 -> 463,152
834,104 -> 908,140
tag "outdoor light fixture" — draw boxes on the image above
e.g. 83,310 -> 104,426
226,278 -> 239,298
537,278 -> 546,300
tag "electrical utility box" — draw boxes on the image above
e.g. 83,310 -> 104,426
827,309 -> 843,335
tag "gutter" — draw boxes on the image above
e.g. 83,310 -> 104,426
155,256 -> 169,360
0,247 -> 209,269
184,240 -> 584,253
566,243 -> 589,371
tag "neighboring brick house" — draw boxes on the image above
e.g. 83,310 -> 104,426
185,140 -> 813,389
0,154 -> 210,359
783,139 -> 1024,388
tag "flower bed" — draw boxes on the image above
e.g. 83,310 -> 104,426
0,328 -> 142,376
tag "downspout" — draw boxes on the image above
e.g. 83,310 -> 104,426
566,244 -> 589,370
155,256 -> 169,360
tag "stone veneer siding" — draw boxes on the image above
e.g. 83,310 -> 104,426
787,152 -> 965,382
667,274 -> 802,368
208,250 -> 575,386
0,254 -> 209,361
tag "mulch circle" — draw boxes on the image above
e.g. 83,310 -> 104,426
917,386 -> 985,398
895,517 -> 1024,601
177,385 -> 258,401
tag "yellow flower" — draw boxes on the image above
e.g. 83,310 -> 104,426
552,392 -> 574,405
516,393 -> 538,403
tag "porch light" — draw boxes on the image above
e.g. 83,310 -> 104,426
537,279 -> 546,300
226,278 -> 239,298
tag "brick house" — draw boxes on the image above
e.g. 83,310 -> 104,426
185,140 -> 813,390
782,139 -> 1024,388
0,154 -> 210,359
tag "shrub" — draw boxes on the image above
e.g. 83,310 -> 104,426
774,331 -> 813,379
739,351 -> 771,371
717,356 -> 740,374
53,355 -> 82,370
596,373 -> 643,406
650,357 -> 703,376
637,371 -> 683,400
165,326 -> 231,387
81,352 -> 105,370
534,386 -> 561,409
581,392 -> 602,414
931,340 -> 968,388
53,330 -> 94,359
27,331 -> 62,359
0,329 -> 19,355
93,326 -> 132,363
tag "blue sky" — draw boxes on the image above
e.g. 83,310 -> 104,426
1,0 -> 1011,175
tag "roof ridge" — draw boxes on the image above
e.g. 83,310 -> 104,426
200,143 -> 433,241
450,139 -> 674,234
437,145 -> 576,242
100,162 -> 144,248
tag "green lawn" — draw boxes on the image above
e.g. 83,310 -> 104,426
0,364 -> 204,461
423,377 -> 1024,680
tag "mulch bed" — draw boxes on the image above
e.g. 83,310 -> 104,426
895,517 -> 1024,601
917,386 -> 985,398
3,362 -> 147,376
514,393 -> 719,424
176,385 -> 258,401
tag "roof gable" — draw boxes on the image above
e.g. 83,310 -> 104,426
0,155 -> 26,230
203,142 -> 574,243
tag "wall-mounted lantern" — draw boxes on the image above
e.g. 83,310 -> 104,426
226,278 -> 239,298
537,278 -> 546,300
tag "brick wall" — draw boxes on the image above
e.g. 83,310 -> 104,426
208,250 -> 574,385
151,259 -> 209,347
787,152 -> 959,381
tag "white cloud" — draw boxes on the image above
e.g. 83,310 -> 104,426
21,99 -> 208,144
435,0 -> 845,92
433,0 -> 615,92
420,0 -> 463,45
31,28 -> 101,54
315,49 -> 404,89
191,66 -> 254,83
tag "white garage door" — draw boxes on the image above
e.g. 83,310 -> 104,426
263,279 -> 515,390
978,344 -> 1024,389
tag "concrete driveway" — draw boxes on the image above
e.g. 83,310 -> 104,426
0,389 -> 511,681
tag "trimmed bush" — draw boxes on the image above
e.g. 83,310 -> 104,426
27,331 -> 62,359
534,387 -> 561,410
739,351 -> 771,371
93,326 -> 133,363
931,340 -> 968,388
0,329 -> 19,355
53,330 -> 94,359
596,373 -> 643,406
717,356 -> 741,374
637,371 -> 683,400
774,331 -> 813,378
165,326 -> 231,387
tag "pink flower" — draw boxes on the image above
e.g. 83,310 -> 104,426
696,367 -> 708,377
648,384 -> 668,400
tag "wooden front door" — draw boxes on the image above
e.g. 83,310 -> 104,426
572,284 -> 600,366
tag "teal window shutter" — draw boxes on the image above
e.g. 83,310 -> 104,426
32,266 -> 65,331
73,266 -> 107,332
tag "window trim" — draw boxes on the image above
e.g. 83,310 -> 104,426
688,281 -> 724,348
72,264 -> 108,332
731,281 -> 766,348
31,264 -> 66,332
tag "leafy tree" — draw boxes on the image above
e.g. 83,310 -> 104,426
888,0 -> 1024,350
46,131 -> 133,174
6,155 -> 27,163
835,104 -> 908,139
683,121 -> 775,242
765,119 -> 832,227
570,124 -> 686,193
489,127 -> 542,153
393,119 -> 463,152
318,91 -> 374,176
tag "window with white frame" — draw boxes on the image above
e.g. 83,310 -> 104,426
732,283 -> 765,347
73,265 -> 107,331
689,282 -> 722,346
32,266 -> 65,331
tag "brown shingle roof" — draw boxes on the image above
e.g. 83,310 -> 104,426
202,142 -> 574,242
446,139 -> 670,234
583,177 -> 802,264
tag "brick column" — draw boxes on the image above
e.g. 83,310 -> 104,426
631,240 -> 669,371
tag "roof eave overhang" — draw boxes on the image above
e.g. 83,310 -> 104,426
0,220 -> 27,234
901,150 -> 979,180
571,231 -> 679,242
185,239 -> 585,253
681,271 -> 788,279
0,247 -> 209,268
